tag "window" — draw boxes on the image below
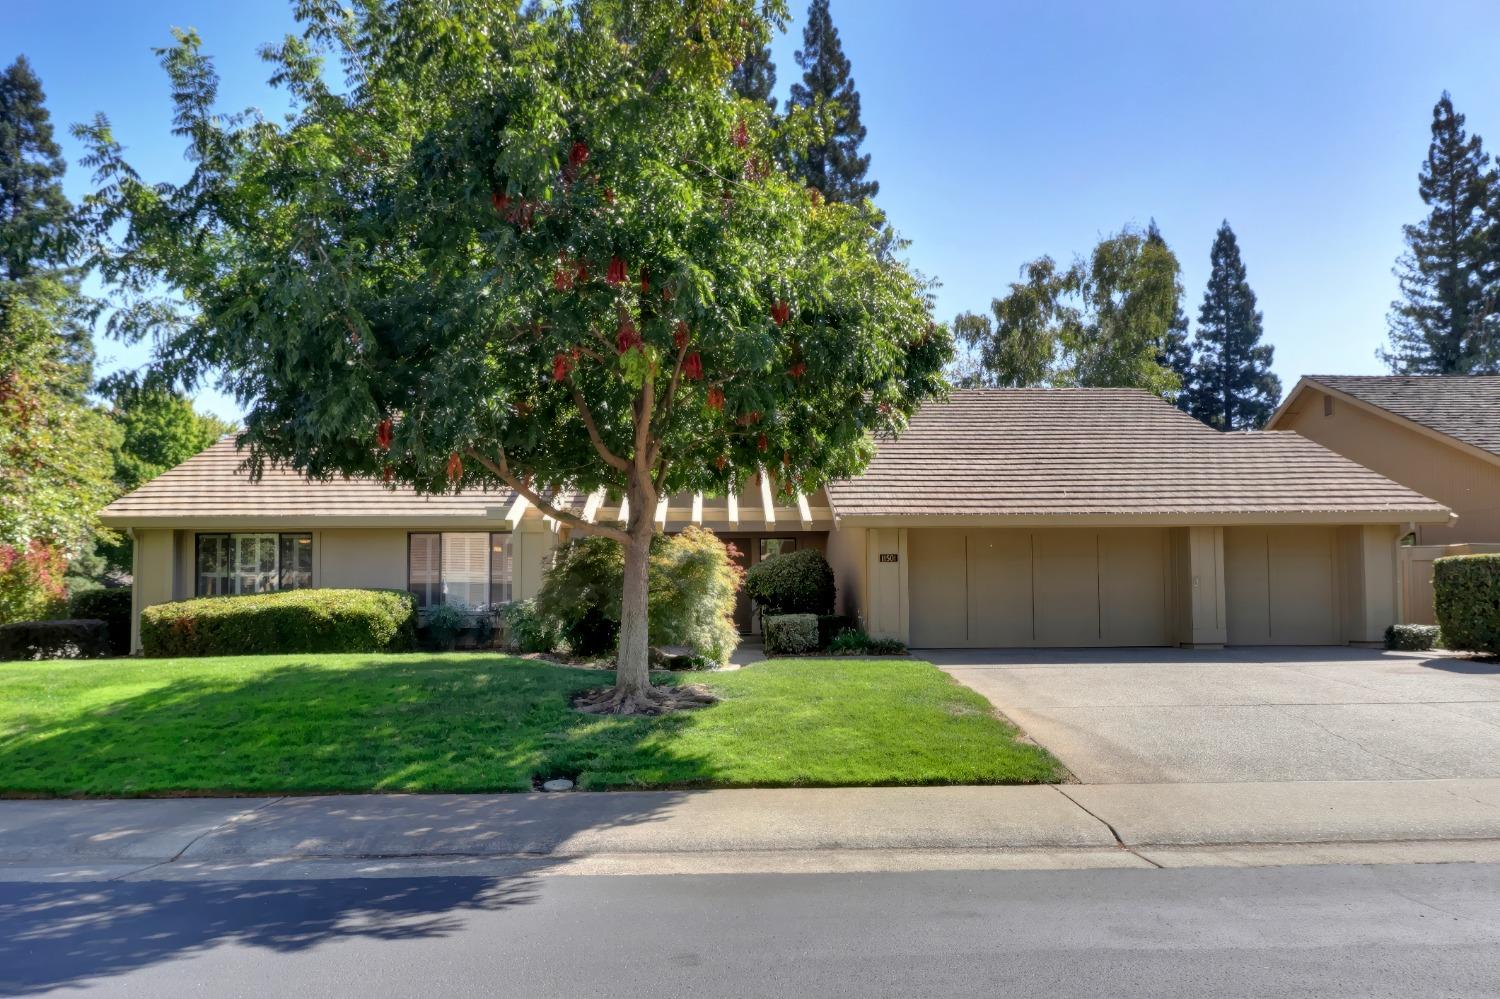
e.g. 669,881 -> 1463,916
195,533 -> 313,596
408,531 -> 515,610
759,537 -> 797,560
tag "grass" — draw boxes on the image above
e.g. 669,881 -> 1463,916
0,653 -> 1064,796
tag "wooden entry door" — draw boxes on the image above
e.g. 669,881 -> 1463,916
729,540 -> 753,633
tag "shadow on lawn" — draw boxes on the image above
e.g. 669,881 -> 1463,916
0,656 -> 708,993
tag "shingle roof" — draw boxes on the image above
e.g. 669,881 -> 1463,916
1305,375 -> 1500,458
824,388 -> 1450,521
100,437 -> 518,525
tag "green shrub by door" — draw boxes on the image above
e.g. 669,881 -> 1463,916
1433,554 -> 1500,654
141,589 -> 417,657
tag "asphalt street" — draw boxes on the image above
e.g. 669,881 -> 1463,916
5,863 -> 1500,997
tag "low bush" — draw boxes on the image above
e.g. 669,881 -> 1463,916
1384,623 -> 1442,652
744,548 -> 836,616
826,627 -> 907,656
0,619 -> 111,661
763,613 -> 819,655
69,587 -> 133,656
423,603 -> 466,651
535,526 -> 743,663
140,588 -> 417,657
1433,554 -> 1500,654
502,599 -> 556,653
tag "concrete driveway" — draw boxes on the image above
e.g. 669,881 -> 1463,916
926,647 -> 1500,784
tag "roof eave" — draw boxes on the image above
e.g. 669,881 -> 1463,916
831,509 -> 1454,528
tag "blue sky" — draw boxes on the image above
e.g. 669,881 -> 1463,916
10,0 -> 1500,422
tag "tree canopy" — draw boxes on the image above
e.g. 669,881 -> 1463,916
787,0 -> 876,204
954,227 -> 1182,396
1383,92 -> 1500,374
78,0 -> 949,709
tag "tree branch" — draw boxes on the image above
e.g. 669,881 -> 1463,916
568,380 -> 631,471
466,448 -> 629,544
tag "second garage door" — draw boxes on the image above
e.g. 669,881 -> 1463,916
1224,526 -> 1339,644
907,528 -> 1171,648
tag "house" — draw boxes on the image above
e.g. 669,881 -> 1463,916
102,388 -> 1451,652
1267,375 -> 1500,545
1267,375 -> 1500,623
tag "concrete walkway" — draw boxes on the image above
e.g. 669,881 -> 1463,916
5,780 -> 1500,880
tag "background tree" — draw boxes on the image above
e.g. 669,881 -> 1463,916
1184,221 -> 1280,429
954,227 -> 1182,396
79,0 -> 949,712
1146,220 -> 1195,407
103,377 -> 233,492
1382,93 -> 1499,374
730,41 -> 777,111
787,0 -> 877,203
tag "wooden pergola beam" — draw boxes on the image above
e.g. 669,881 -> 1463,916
691,492 -> 704,526
796,491 -> 813,529
505,494 -> 530,527
758,468 -> 776,527
581,488 -> 605,524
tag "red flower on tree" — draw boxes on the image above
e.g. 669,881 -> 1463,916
575,260 -> 590,283
732,119 -> 748,148
382,465 -> 394,484
491,190 -> 510,213
706,386 -> 725,412
616,317 -> 641,353
446,452 -> 463,482
737,409 -> 762,426
787,361 -> 806,379
606,256 -> 628,286
771,300 -> 790,326
683,352 -> 703,380
553,260 -> 574,292
553,352 -> 572,381
376,418 -> 393,451
673,320 -> 690,350
569,141 -> 590,168
756,433 -> 768,452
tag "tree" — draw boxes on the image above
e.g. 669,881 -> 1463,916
730,41 -> 777,111
0,56 -> 92,384
1184,221 -> 1280,430
955,227 -> 1182,396
1382,93 -> 1499,374
79,0 -> 949,713
787,0 -> 877,203
0,291 -> 119,622
1146,220 -> 1194,407
104,378 -> 233,492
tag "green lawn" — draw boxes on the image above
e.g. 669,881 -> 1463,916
0,653 -> 1063,796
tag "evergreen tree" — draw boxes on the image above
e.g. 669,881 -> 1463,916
0,55 -> 92,386
1382,93 -> 1499,374
1146,220 -> 1194,406
1187,221 -> 1280,430
730,42 -> 776,111
787,0 -> 877,203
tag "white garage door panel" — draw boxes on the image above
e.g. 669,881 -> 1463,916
967,530 -> 1033,646
1098,529 -> 1171,646
908,529 -> 967,648
1032,531 -> 1101,646
1224,526 -> 1339,645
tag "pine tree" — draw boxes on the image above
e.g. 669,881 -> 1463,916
787,0 -> 877,203
0,56 -> 72,286
1382,93 -> 1499,374
730,42 -> 776,111
1187,221 -> 1280,430
0,55 -> 91,386
1146,220 -> 1195,407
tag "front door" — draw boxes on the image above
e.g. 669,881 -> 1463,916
729,541 -> 753,633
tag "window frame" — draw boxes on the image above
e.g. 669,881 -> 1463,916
194,532 -> 314,597
407,530 -> 516,611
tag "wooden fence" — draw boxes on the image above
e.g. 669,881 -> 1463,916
1399,543 -> 1500,624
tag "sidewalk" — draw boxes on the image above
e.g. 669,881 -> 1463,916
5,779 -> 1500,880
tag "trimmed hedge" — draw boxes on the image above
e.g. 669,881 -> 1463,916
763,613 -> 819,655
1384,623 -> 1442,652
0,619 -> 111,661
141,589 -> 417,657
1433,554 -> 1500,654
744,548 -> 836,615
69,587 -> 133,656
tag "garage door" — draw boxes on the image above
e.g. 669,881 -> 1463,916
907,528 -> 1170,648
1224,527 -> 1339,645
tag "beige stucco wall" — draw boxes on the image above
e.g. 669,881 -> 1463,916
822,525 -> 867,623
130,529 -> 177,653
1278,388 -> 1500,544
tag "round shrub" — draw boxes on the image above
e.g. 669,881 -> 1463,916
502,598 -> 557,653
69,587 -> 133,656
763,613 -> 819,655
140,588 -> 417,657
744,548 -> 836,616
424,603 -> 466,650
1434,554 -> 1500,654
1384,623 -> 1442,652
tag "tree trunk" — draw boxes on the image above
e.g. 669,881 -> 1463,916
615,513 -> 653,702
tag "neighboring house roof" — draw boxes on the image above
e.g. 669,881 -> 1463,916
1270,375 -> 1500,462
100,437 -> 522,529
825,388 -> 1451,525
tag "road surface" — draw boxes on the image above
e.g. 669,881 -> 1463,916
4,863 -> 1500,997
